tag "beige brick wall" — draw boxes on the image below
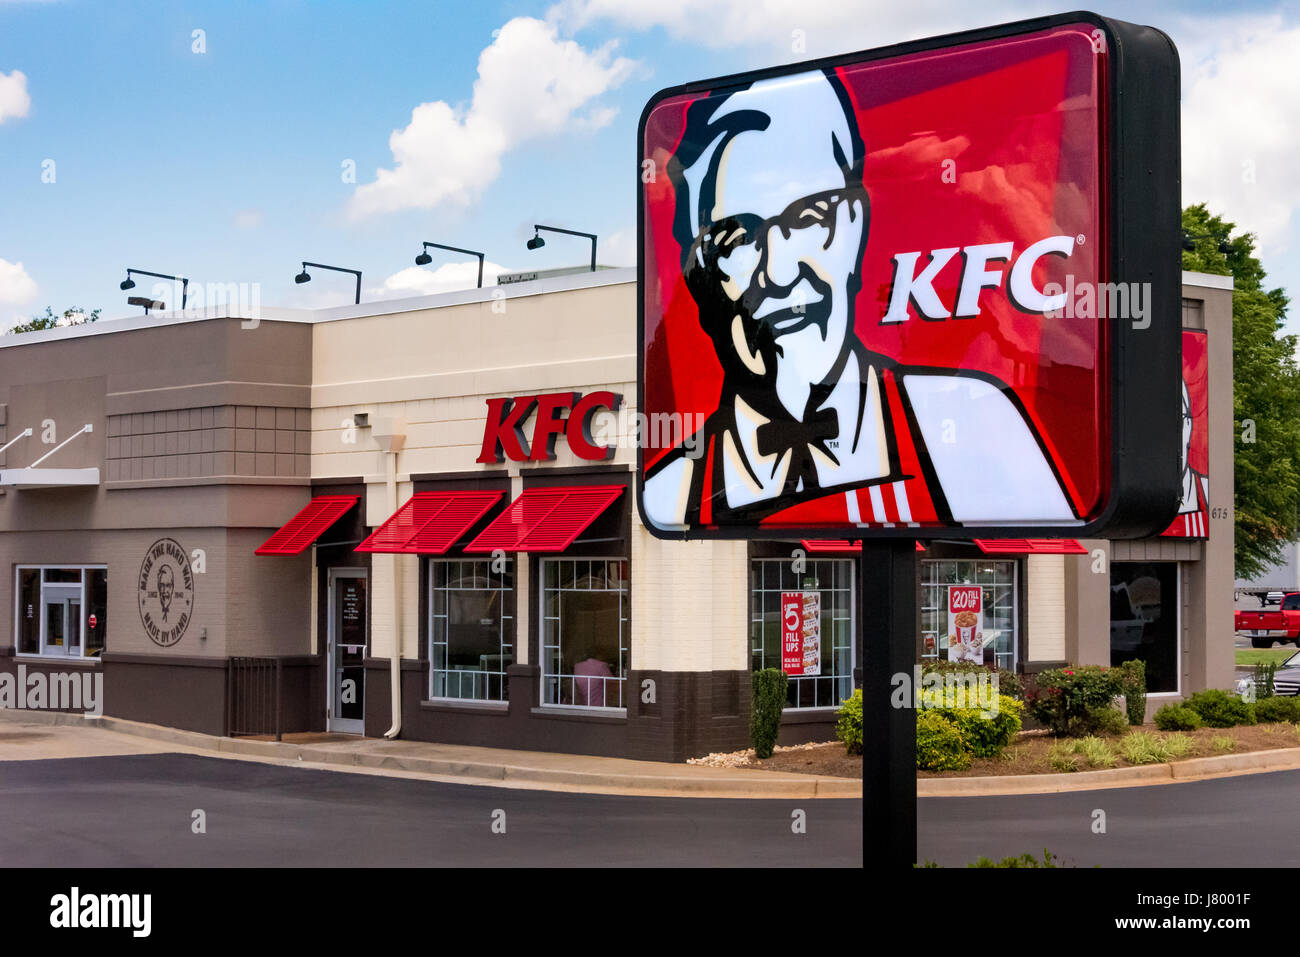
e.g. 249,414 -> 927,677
1025,554 -> 1066,662
630,496 -> 749,673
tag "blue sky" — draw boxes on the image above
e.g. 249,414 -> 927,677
1,0 -> 1298,327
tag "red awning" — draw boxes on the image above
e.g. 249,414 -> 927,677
465,485 -> 624,553
974,539 -> 1087,555
255,495 -> 360,555
356,490 -> 504,554
801,540 -> 926,552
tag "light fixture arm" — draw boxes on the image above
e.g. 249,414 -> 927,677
419,242 -> 486,288
125,268 -> 189,309
531,224 -> 597,272
300,261 -> 362,304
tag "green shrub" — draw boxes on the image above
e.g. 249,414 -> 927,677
835,689 -> 863,755
750,668 -> 788,759
1047,741 -> 1081,772
1153,703 -> 1202,731
1119,731 -> 1197,765
1184,689 -> 1257,728
1118,659 -> 1147,726
1164,733 -> 1196,759
969,849 -> 1058,868
921,660 -> 1024,699
1027,665 -> 1125,736
1254,695 -> 1300,724
919,688 -> 1023,758
1048,736 -> 1117,770
1073,703 -> 1130,737
916,710 -> 970,771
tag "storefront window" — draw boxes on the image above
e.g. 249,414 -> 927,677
921,560 -> 1017,670
13,566 -> 107,659
1110,561 -> 1179,694
541,559 -> 629,709
750,559 -> 855,709
428,560 -> 513,701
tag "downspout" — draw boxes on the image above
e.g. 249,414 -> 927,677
369,417 -> 407,740
383,446 -> 402,739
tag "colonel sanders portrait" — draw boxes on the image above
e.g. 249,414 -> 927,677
157,564 -> 175,622
642,67 -> 1078,530
1171,375 -> 1209,536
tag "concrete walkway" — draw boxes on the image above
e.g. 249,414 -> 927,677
0,709 -> 861,799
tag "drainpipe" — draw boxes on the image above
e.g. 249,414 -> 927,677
370,417 -> 406,739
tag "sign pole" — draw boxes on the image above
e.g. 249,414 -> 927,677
859,539 -> 917,868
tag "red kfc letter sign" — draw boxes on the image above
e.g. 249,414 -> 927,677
478,391 -> 622,463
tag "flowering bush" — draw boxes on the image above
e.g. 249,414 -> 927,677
1026,665 -> 1126,736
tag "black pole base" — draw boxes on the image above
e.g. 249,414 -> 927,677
859,539 -> 918,868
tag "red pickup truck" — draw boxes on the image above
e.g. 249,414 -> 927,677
1236,593 -> 1300,647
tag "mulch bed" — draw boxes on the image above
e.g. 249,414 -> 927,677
688,741 -> 862,779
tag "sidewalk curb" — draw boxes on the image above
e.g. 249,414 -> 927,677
919,746 -> 1300,795
0,709 -> 862,799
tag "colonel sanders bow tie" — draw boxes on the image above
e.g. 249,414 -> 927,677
755,406 -> 840,493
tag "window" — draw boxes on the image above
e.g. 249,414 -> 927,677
541,559 -> 629,709
427,559 -> 513,701
750,558 -> 855,709
921,560 -> 1017,670
14,566 -> 107,659
1110,561 -> 1179,694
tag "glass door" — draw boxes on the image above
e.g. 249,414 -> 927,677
41,585 -> 82,657
327,569 -> 367,734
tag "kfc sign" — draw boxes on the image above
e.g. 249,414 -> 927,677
477,391 -> 621,463
637,12 -> 1182,540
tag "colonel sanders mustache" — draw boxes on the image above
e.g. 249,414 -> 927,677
687,259 -> 835,386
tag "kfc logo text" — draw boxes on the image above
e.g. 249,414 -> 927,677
477,391 -> 621,463
881,235 -> 1076,323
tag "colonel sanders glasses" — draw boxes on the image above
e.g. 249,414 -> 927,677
688,187 -> 866,284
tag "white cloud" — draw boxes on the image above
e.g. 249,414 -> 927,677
233,209 -> 263,229
372,260 -> 511,299
1180,16 -> 1300,254
348,17 -> 634,219
0,258 -> 38,305
0,69 -> 30,124
552,0 -> 1046,59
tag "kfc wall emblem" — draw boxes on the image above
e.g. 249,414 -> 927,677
138,537 -> 195,647
636,14 -> 1182,539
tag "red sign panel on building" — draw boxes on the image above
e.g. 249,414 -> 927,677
1161,330 -> 1210,539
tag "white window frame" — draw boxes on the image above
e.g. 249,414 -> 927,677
1112,559 -> 1182,698
920,558 -> 1019,672
538,557 -> 629,712
749,557 -> 857,711
425,557 -> 514,703
14,565 -> 107,660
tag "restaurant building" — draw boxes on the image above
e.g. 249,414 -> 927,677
0,268 -> 1232,759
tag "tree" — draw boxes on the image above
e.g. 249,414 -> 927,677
1182,203 -> 1300,579
8,305 -> 101,335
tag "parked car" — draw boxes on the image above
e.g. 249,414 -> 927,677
1237,650 -> 1300,698
1235,592 -> 1300,647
